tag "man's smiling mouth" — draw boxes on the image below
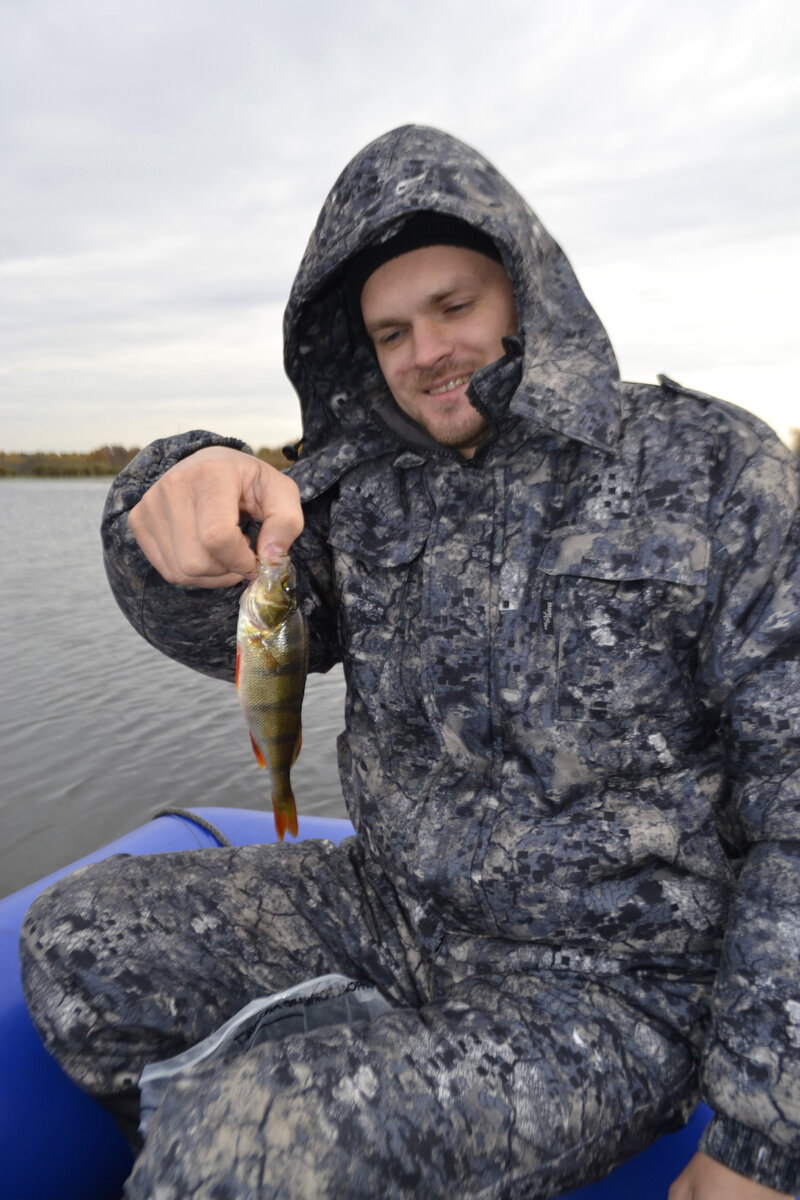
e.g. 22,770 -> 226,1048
427,375 -> 470,396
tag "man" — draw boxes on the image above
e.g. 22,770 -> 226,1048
21,126 -> 800,1198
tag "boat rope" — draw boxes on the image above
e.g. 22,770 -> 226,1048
154,807 -> 233,848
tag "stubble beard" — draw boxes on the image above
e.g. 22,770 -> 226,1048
419,406 -> 489,452
409,359 -> 489,452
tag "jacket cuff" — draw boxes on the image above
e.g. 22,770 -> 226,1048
699,1113 -> 800,1194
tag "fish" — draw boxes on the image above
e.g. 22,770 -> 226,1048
236,556 -> 308,841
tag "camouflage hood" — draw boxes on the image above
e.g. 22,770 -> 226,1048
283,125 -> 621,467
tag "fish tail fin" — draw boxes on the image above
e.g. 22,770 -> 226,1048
272,786 -> 299,842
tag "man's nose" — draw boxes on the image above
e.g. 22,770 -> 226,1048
411,320 -> 452,368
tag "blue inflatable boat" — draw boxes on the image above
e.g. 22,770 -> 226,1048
0,806 -> 715,1200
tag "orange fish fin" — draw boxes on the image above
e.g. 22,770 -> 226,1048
272,794 -> 298,842
290,727 -> 302,767
249,732 -> 267,768
273,807 -> 286,842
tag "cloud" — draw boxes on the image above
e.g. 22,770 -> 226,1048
2,0 -> 798,449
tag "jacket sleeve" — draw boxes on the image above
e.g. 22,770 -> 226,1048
695,424 -> 800,1192
101,430 -> 341,683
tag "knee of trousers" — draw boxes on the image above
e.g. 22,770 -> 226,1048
123,1021 -> 475,1200
125,1053 -> 368,1200
19,864 -> 131,1085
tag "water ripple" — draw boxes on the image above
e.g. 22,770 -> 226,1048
0,479 -> 348,896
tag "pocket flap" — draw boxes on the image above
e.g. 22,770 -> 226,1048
539,520 -> 710,586
328,478 -> 430,567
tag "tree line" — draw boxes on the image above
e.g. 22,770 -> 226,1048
2,433 -> 799,477
0,444 -> 292,477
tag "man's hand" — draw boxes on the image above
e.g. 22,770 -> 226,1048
669,1151 -> 795,1199
128,446 -> 304,588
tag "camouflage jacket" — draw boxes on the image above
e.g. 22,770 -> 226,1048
102,127 -> 800,1188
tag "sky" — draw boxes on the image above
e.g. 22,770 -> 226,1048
2,0 -> 798,452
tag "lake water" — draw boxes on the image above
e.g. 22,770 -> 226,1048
0,478 -> 348,898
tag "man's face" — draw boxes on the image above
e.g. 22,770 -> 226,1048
360,244 -> 518,459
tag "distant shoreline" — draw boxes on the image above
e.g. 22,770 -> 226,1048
0,445 -> 292,478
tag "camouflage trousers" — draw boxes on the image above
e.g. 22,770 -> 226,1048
20,837 -> 706,1199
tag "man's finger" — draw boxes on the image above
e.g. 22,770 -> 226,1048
250,466 -> 304,562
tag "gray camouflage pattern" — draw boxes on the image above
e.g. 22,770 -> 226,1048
21,125 -> 800,1194
22,838 -> 701,1198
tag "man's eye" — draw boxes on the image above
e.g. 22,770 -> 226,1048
379,329 -> 403,346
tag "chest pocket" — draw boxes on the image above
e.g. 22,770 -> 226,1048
539,520 -> 710,721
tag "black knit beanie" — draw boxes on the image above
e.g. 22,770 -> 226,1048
345,213 -> 503,327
